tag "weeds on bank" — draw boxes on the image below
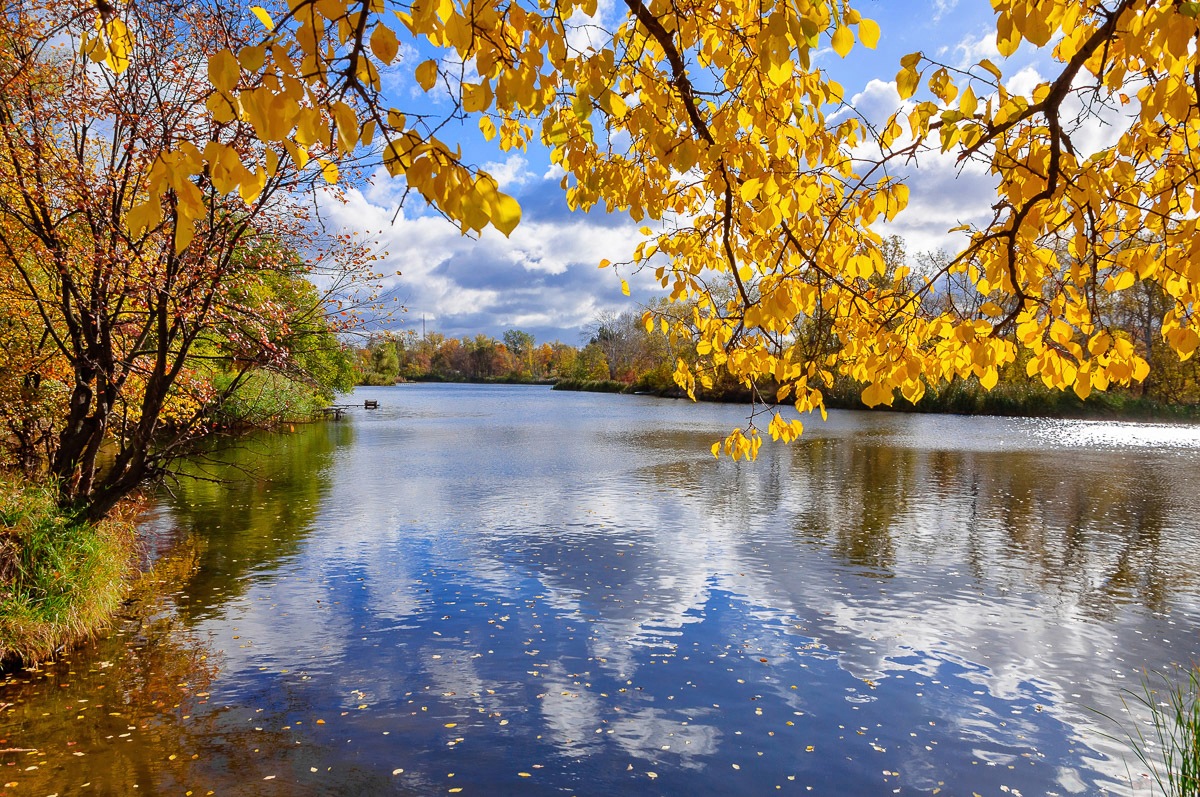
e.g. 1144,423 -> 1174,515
1104,666 -> 1200,797
0,477 -> 134,666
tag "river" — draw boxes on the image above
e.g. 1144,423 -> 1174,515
3,383 -> 1200,795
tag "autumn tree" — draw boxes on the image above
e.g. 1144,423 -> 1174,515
30,0 -> 1200,478
0,1 -> 371,519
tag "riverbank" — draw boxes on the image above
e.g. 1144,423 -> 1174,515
554,375 -> 1200,423
0,478 -> 139,669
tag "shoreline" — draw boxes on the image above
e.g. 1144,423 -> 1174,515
551,377 -> 1200,425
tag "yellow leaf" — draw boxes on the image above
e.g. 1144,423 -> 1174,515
621,279 -> 630,296
318,158 -> 339,184
102,18 -> 132,74
174,219 -> 196,255
858,18 -> 880,50
250,5 -> 275,30
978,58 -> 1002,81
960,85 -> 978,117
371,23 -> 400,64
831,25 -> 854,57
608,92 -> 628,118
979,368 -> 998,391
1073,371 -> 1092,400
895,66 -> 919,100
126,200 -> 161,238
415,59 -> 438,91
489,192 -> 521,236
208,49 -> 240,93
462,82 -> 492,113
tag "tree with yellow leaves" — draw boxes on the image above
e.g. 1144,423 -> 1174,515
10,0 -> 1200,516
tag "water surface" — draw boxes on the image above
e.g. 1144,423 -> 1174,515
3,384 -> 1200,796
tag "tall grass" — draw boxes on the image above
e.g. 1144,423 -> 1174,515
1114,666 -> 1200,797
0,477 -> 135,667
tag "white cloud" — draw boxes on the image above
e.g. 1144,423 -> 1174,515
316,177 -> 649,340
836,78 -> 907,128
951,30 -> 1001,68
482,155 -> 533,189
932,0 -> 959,22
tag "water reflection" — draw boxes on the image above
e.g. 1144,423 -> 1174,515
2,385 -> 1198,796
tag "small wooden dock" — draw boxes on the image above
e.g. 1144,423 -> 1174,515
320,400 -> 380,420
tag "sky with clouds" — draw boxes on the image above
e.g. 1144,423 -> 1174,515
321,1 -> 1060,345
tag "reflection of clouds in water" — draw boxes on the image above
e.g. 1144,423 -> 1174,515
537,662 -> 605,757
174,388 -> 1200,795
610,707 -> 721,767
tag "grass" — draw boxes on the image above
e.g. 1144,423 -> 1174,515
0,476 -> 135,668
1106,666 -> 1200,796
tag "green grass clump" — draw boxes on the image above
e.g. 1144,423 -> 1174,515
0,477 -> 134,667
1113,666 -> 1200,796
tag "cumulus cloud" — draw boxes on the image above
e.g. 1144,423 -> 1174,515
317,173 -> 651,342
949,30 -> 1001,68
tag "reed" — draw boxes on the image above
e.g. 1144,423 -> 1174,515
0,477 -> 135,667
1116,666 -> 1200,797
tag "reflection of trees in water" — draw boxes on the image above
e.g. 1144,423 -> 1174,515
584,420 -> 1192,617
163,422 -> 350,622
0,538 -> 217,793
787,438 -> 909,575
771,435 -> 1191,616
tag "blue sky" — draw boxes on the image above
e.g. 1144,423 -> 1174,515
318,0 -> 1051,345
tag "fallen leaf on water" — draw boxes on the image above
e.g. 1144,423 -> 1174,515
392,769 -> 403,775
518,772 -> 531,777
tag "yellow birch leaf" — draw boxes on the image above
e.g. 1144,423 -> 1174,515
208,49 -> 240,93
370,23 -> 400,64
103,19 -> 132,74
831,26 -> 854,57
858,18 -> 880,49
978,58 -> 1002,80
1073,371 -> 1092,400
174,219 -> 195,254
621,279 -> 630,296
415,59 -> 438,91
895,67 -> 919,100
250,5 -> 275,30
126,200 -> 161,238
489,192 -> 521,236
318,158 -> 339,184
462,82 -> 492,113
960,85 -> 978,117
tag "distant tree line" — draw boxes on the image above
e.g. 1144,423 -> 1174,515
358,235 -> 1200,420
355,308 -> 679,388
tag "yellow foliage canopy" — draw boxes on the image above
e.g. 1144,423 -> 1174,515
81,0 -> 1200,454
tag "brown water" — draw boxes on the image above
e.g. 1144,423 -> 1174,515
3,383 -> 1200,796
